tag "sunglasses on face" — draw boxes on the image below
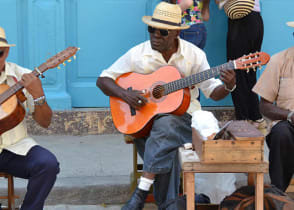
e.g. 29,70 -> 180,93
0,50 -> 4,58
148,26 -> 169,37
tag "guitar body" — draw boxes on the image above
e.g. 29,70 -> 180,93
0,84 -> 25,135
110,66 -> 191,137
109,52 -> 271,138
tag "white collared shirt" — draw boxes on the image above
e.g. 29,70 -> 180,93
100,38 -> 222,114
0,62 -> 37,155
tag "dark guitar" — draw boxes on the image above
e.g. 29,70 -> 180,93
0,46 -> 78,135
110,52 -> 270,138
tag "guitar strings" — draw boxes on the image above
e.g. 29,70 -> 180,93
153,85 -> 164,99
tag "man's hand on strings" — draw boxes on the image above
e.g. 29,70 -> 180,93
122,89 -> 148,110
20,73 -> 44,99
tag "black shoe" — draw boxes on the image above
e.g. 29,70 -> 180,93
121,187 -> 148,210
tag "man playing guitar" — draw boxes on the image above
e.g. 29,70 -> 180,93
0,26 -> 59,210
97,2 -> 235,210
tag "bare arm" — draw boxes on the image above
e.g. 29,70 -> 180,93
259,97 -> 291,121
20,73 -> 52,128
210,69 -> 236,101
170,0 -> 193,11
209,84 -> 230,100
96,76 -> 147,110
33,102 -> 52,128
201,0 -> 211,21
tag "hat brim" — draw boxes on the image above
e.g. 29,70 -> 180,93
142,16 -> 189,30
287,21 -> 294,28
0,42 -> 15,47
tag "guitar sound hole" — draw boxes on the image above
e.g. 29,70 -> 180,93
152,85 -> 164,99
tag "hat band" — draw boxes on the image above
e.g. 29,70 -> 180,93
0,38 -> 8,44
151,18 -> 181,27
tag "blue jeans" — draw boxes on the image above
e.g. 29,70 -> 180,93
180,23 -> 207,50
0,146 -> 60,210
134,113 -> 192,209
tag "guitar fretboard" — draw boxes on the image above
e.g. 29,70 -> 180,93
163,61 -> 234,95
0,64 -> 47,105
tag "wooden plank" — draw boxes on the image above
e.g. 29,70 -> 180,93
202,140 -> 263,163
202,150 -> 263,163
184,172 -> 195,210
203,140 -> 263,148
255,173 -> 264,210
182,162 -> 268,173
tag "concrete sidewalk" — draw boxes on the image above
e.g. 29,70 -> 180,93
0,133 -> 270,209
1,134 -> 139,208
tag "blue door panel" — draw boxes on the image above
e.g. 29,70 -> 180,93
67,0 -> 150,107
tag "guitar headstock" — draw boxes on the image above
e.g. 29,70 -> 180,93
44,46 -> 79,70
234,52 -> 270,71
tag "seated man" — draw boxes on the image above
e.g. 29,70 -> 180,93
0,26 -> 59,210
252,21 -> 294,192
97,2 -> 236,209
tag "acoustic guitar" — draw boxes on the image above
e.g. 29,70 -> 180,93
110,52 -> 270,138
0,46 -> 78,135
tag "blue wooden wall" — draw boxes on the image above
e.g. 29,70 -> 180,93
0,0 -> 293,110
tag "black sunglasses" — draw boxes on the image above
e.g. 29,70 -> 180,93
148,26 -> 169,37
0,50 -> 4,58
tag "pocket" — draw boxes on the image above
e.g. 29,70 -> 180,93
278,78 -> 294,100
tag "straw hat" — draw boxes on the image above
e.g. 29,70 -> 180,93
0,27 -> 15,47
142,2 -> 189,30
287,22 -> 294,28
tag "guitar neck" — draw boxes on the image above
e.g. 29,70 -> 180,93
163,61 -> 235,95
0,63 -> 47,105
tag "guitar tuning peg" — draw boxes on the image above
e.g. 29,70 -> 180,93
253,67 -> 256,72
63,62 -> 66,66
67,58 -> 72,63
57,66 -> 61,70
247,68 -> 250,73
73,55 -> 76,60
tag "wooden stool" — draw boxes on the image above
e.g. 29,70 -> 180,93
179,147 -> 269,210
124,135 -> 156,202
0,172 -> 19,210
124,135 -> 143,192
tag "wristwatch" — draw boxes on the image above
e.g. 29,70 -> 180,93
34,95 -> 46,106
287,111 -> 294,124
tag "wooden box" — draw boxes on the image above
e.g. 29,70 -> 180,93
192,121 -> 264,163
